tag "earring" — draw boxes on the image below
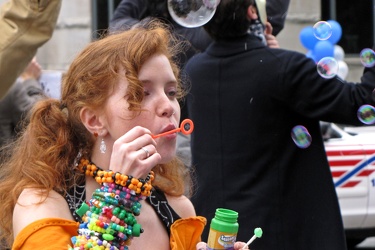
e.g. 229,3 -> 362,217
100,138 -> 106,154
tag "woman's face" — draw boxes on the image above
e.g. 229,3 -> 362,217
102,54 -> 181,163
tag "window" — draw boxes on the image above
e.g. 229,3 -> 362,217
321,0 -> 374,54
91,0 -> 122,39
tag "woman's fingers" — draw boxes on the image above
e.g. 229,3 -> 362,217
109,126 -> 161,178
196,242 -> 207,250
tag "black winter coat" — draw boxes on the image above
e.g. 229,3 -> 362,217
184,34 -> 375,250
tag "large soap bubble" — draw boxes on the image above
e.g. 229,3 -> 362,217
313,21 -> 332,40
168,0 -> 220,28
317,57 -> 339,79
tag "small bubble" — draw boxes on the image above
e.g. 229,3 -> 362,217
291,125 -> 312,149
360,48 -> 375,67
357,104 -> 375,124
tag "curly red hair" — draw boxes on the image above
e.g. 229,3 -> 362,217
0,20 -> 190,247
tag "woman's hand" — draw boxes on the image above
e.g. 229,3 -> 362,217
108,126 -> 161,178
196,241 -> 249,250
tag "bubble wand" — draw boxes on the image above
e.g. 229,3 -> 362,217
152,119 -> 194,138
241,227 -> 263,249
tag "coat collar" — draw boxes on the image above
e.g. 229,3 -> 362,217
206,34 -> 266,57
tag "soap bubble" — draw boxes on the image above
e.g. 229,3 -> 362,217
313,21 -> 332,40
291,125 -> 312,149
360,48 -> 375,67
357,104 -> 375,125
168,0 -> 220,28
317,57 -> 338,79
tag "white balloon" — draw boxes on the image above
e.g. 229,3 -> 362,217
337,60 -> 349,80
334,45 -> 345,61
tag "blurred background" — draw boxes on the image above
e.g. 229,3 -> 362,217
0,0 -> 371,82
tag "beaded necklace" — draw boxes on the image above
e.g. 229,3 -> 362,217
65,179 -> 85,223
69,158 -> 154,250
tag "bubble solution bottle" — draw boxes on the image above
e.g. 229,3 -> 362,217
207,208 -> 239,250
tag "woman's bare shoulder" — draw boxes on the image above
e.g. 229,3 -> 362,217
13,188 -> 73,236
165,194 -> 196,218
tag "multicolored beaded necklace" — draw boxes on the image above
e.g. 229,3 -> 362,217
69,158 -> 154,250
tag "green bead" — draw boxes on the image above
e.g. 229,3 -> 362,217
132,223 -> 142,237
75,203 -> 90,218
103,233 -> 114,241
113,207 -> 120,215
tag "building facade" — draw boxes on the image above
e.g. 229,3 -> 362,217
0,0 -> 372,82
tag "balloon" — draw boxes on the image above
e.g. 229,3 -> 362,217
313,40 -> 334,62
334,45 -> 345,61
337,60 -> 349,80
299,26 -> 319,51
327,20 -> 342,44
306,50 -> 316,62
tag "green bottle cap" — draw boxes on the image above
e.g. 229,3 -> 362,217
210,208 -> 239,234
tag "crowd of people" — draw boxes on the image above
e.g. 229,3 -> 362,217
3,0 -> 374,249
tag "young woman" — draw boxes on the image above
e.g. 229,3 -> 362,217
0,20 -> 214,250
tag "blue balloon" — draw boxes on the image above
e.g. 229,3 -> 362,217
327,20 -> 342,44
305,50 -> 316,62
299,26 -> 319,51
313,40 -> 334,62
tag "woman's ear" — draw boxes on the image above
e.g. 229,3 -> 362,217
80,107 -> 107,136
247,5 -> 258,21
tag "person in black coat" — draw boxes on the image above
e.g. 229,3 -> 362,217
184,0 -> 375,249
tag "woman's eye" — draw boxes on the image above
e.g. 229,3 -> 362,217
168,90 -> 177,97
144,90 -> 150,96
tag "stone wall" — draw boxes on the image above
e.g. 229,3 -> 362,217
0,0 -> 92,71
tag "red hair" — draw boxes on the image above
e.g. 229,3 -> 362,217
0,20 -> 189,247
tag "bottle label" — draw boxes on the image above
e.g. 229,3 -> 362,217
207,228 -> 236,250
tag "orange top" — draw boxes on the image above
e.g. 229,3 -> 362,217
12,218 -> 79,250
12,216 -> 206,250
170,216 -> 207,250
